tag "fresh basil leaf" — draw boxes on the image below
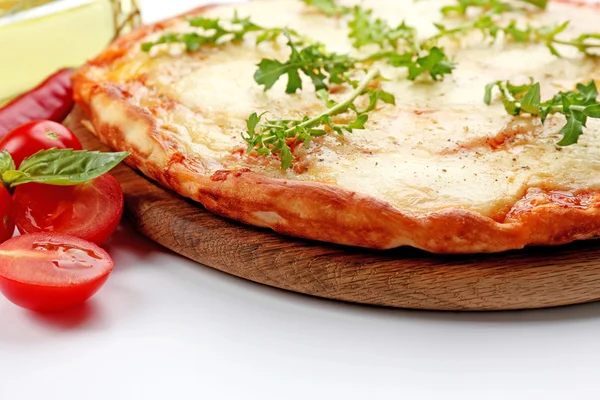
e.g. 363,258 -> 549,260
0,151 -> 15,177
2,149 -> 129,187
2,170 -> 27,185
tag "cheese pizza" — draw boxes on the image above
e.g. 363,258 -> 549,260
72,0 -> 600,253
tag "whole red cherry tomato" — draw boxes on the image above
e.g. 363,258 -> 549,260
0,120 -> 82,166
0,186 -> 14,243
0,233 -> 113,312
12,173 -> 124,245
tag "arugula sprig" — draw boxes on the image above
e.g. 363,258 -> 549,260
348,7 -> 416,49
254,31 -> 355,93
433,15 -> 600,58
485,80 -> 600,145
440,0 -> 546,16
441,0 -> 516,16
348,7 -> 456,81
255,7 -> 456,90
301,0 -> 350,17
244,69 -> 391,169
141,13 -> 297,52
519,0 -> 548,9
365,46 -> 456,81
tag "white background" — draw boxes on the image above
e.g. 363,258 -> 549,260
3,222 -> 600,399
2,1 -> 600,399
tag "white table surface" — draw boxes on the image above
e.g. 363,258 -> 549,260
3,1 -> 600,399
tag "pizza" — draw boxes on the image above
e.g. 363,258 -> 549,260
72,0 -> 600,253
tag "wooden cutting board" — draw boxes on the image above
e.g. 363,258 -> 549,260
67,108 -> 600,311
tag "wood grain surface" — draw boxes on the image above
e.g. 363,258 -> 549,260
67,108 -> 600,311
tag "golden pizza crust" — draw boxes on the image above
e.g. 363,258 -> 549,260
72,2 -> 600,253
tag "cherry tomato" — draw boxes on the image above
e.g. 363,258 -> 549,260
0,120 -> 82,166
0,185 -> 14,243
0,233 -> 113,312
12,173 -> 124,245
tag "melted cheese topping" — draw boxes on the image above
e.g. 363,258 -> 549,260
102,0 -> 600,218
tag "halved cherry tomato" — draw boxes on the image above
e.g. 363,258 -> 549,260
0,233 -> 113,312
0,120 -> 82,167
0,185 -> 14,243
12,173 -> 124,245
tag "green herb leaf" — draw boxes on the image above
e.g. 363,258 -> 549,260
440,0 -> 545,16
348,7 -> 415,49
577,81 -> 599,104
254,32 -> 355,93
244,69 -> 387,168
502,98 -> 520,116
383,51 -> 414,67
484,82 -> 495,105
520,0 -> 547,9
246,112 -> 262,136
360,88 -> 396,113
0,151 -> 15,179
254,59 -> 299,92
557,112 -> 584,146
255,27 -> 300,45
520,82 -> 541,114
431,5 -> 598,59
505,81 -> 535,97
316,89 -> 337,108
584,104 -> 600,118
441,0 -> 517,16
485,79 -> 600,147
141,13 -> 290,52
407,47 -> 455,81
347,6 -> 457,81
302,0 -> 350,16
346,113 -> 369,130
2,149 -> 129,187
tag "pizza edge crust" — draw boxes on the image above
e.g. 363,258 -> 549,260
72,3 -> 600,253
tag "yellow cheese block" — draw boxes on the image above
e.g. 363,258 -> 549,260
0,0 -> 114,102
